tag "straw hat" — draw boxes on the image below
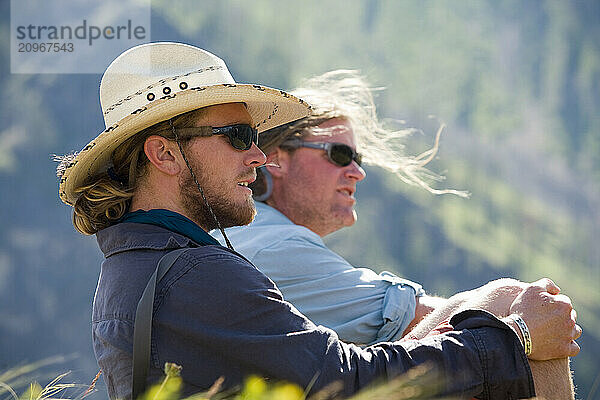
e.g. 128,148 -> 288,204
57,42 -> 311,206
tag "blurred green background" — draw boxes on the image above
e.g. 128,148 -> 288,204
1,1 -> 598,398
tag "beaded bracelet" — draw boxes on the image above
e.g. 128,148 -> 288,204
510,314 -> 532,356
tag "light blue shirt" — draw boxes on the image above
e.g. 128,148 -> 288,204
213,202 -> 425,345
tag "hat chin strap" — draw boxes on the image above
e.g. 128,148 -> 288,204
170,119 -> 235,250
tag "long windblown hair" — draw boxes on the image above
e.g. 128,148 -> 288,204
55,108 -> 207,235
254,70 -> 467,199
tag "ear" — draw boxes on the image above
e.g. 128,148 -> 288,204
266,147 -> 290,178
144,135 -> 181,176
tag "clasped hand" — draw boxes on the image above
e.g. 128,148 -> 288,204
508,278 -> 582,360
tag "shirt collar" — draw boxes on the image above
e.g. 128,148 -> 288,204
120,209 -> 220,247
254,202 -> 297,226
96,219 -> 206,258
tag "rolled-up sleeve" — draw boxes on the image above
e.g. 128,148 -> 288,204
252,234 -> 424,345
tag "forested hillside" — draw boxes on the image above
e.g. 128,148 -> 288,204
0,1 -> 598,398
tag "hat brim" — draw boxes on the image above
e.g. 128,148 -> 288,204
58,83 -> 310,206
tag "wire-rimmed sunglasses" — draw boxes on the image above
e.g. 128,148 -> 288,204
281,139 -> 362,167
170,124 -> 258,150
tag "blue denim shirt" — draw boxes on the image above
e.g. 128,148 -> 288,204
93,222 -> 534,399
214,202 -> 425,345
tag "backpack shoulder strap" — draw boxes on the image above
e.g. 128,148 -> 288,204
132,248 -> 189,399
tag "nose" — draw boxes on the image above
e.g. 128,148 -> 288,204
345,161 -> 366,182
245,142 -> 267,167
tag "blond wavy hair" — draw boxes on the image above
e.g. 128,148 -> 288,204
55,108 -> 207,235
254,70 -> 467,198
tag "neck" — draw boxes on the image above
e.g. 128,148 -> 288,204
130,193 -> 209,232
265,198 -> 330,237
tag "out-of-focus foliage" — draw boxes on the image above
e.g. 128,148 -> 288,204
0,361 -> 450,400
0,357 -> 92,400
0,0 -> 598,398
132,362 -> 447,400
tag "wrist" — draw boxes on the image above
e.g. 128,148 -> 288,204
502,317 -> 523,342
504,314 -> 532,357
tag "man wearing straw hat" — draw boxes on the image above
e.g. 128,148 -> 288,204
217,70 -> 581,399
58,43 -> 559,400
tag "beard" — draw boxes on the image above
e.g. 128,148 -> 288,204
179,165 -> 257,231
280,163 -> 357,236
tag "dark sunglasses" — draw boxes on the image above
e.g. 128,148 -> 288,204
171,124 -> 258,151
281,139 -> 362,167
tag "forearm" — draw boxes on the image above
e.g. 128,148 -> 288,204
407,278 -> 526,340
376,310 -> 534,399
530,358 -> 574,400
406,291 -> 472,339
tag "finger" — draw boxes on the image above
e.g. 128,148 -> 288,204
534,277 -> 560,294
571,308 -> 577,321
573,324 -> 583,340
547,285 -> 561,295
568,340 -> 581,357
